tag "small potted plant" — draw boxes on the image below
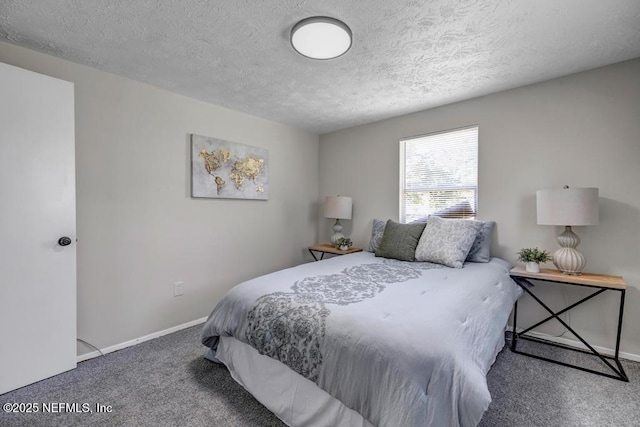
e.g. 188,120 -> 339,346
517,247 -> 552,273
335,237 -> 352,251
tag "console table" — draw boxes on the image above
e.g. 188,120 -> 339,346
509,266 -> 628,382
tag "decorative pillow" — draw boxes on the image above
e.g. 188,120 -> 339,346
375,220 -> 426,262
466,221 -> 495,263
368,219 -> 387,252
433,200 -> 474,219
409,216 -> 428,224
414,216 -> 483,268
409,201 -> 475,225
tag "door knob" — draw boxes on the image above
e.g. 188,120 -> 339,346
58,237 -> 72,246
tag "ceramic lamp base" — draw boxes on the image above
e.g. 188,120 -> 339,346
330,219 -> 345,246
553,226 -> 586,275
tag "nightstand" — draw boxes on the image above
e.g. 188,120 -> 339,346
509,266 -> 628,381
308,244 -> 363,261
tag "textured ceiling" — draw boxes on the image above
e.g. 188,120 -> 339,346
1,0 -> 639,134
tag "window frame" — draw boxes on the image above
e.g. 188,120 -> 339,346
399,125 -> 479,223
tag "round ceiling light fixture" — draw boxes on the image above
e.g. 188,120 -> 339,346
290,16 -> 352,60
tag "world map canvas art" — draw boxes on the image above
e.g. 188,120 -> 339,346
191,134 -> 269,200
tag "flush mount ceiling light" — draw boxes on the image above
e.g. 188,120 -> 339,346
290,16 -> 352,60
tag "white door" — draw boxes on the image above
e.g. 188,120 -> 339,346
0,62 -> 76,394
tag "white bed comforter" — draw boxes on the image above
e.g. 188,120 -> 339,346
201,252 -> 521,426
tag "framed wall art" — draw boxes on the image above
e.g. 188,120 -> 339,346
191,134 -> 269,200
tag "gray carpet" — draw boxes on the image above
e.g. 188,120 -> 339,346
1,326 -> 638,427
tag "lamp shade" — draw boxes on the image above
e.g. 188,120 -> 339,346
537,187 -> 599,226
324,196 -> 352,220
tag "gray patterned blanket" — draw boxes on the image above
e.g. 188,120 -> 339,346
201,252 -> 521,426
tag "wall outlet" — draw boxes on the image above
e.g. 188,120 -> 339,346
173,281 -> 184,297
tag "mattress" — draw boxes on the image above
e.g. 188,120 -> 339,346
202,252 -> 521,426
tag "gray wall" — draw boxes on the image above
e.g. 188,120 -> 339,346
320,58 -> 640,357
0,41 -> 320,356
2,38 -> 639,360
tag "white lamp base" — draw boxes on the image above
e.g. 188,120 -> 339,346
330,219 -> 345,246
552,226 -> 586,275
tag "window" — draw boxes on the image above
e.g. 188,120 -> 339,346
400,126 -> 478,223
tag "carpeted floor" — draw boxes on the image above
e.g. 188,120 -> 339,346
1,326 -> 638,426
479,334 -> 640,427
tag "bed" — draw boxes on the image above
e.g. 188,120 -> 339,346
201,233 -> 522,427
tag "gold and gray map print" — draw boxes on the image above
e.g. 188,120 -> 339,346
191,133 -> 268,200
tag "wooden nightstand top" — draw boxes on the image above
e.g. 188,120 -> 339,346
510,266 -> 626,290
309,244 -> 363,256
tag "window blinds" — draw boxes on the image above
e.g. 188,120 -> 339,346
400,126 -> 478,223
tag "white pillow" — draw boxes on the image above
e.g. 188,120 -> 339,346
414,216 -> 483,268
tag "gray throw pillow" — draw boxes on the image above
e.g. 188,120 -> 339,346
375,220 -> 426,262
368,219 -> 387,252
466,221 -> 495,263
415,216 -> 483,268
410,201 -> 475,223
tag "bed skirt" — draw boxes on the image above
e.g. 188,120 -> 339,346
209,335 -> 374,427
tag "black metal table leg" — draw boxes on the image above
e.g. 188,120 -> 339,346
308,249 -> 326,261
511,300 -> 518,351
510,276 -> 628,382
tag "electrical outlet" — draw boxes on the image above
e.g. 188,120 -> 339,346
173,281 -> 184,297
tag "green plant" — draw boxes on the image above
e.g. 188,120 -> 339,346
335,237 -> 352,249
516,247 -> 551,263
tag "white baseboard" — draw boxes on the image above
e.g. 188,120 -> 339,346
509,328 -> 640,363
78,319 -> 640,364
77,317 -> 208,363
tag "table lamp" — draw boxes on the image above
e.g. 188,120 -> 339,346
324,195 -> 352,245
536,186 -> 599,275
